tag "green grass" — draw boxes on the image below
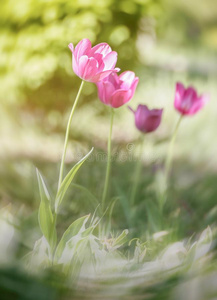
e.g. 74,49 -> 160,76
0,42 -> 217,299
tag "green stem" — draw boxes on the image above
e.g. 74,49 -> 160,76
102,108 -> 114,211
130,136 -> 145,206
58,80 -> 84,190
165,114 -> 183,184
158,115 -> 182,224
51,212 -> 57,264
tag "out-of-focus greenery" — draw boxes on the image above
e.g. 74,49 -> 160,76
1,0 -> 217,231
1,0 -> 217,299
2,0 -> 216,110
1,0 -> 164,109
0,0 -> 217,243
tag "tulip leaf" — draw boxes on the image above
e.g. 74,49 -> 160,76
59,226 -> 95,269
55,147 -> 94,212
36,169 -> 56,247
112,229 -> 129,249
54,215 -> 90,263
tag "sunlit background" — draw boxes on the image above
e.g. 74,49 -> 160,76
0,0 -> 217,299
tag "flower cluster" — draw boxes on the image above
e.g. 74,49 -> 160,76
69,39 -> 209,133
69,38 -> 139,109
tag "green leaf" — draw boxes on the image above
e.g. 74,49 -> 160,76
80,226 -> 94,238
195,226 -> 212,260
104,197 -> 118,235
55,147 -> 94,212
36,169 -> 56,247
112,229 -> 129,249
54,215 -> 90,263
30,236 -> 51,268
59,226 -> 95,269
187,227 -> 212,265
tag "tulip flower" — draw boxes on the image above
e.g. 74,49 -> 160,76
129,104 -> 163,133
96,71 -> 139,108
174,82 -> 209,116
99,71 -> 138,209
128,104 -> 162,206
68,39 -> 119,82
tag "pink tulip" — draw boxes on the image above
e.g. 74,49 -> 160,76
129,105 -> 163,133
68,39 -> 119,83
174,82 -> 209,116
96,71 -> 139,108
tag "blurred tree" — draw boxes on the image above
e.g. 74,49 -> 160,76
0,0 -> 164,113
0,0 -> 216,127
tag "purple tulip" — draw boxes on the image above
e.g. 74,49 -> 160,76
96,71 -> 139,108
129,104 -> 163,133
68,39 -> 120,83
174,82 -> 209,116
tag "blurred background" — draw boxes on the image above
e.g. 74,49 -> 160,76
1,0 -> 217,267
1,0 -> 217,299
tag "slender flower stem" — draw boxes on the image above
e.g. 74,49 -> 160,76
51,212 -> 57,264
130,136 -> 145,206
165,115 -> 183,184
58,80 -> 84,190
157,115 -> 183,223
102,108 -> 114,211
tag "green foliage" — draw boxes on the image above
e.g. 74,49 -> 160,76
54,215 -> 90,263
0,267 -> 58,300
36,169 -> 56,249
110,229 -> 129,250
0,0 -> 164,108
1,0 -> 217,298
55,147 -> 94,212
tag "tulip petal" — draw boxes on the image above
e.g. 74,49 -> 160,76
134,105 -> 163,133
145,115 -> 162,133
97,81 -> 115,105
110,89 -> 132,108
72,54 -> 79,75
105,72 -> 120,89
174,82 -> 209,116
92,53 -> 104,71
74,39 -> 92,61
96,82 -> 104,102
128,106 -> 135,113
103,51 -> 118,70
135,105 -> 149,131
174,82 -> 186,112
176,82 -> 185,94
89,43 -> 112,57
184,87 -> 197,100
130,77 -> 139,97
188,94 -> 209,115
77,55 -> 89,78
119,71 -> 136,89
175,82 -> 185,101
68,43 -> 74,53
91,69 -> 119,83
180,87 -> 197,114
80,57 -> 98,81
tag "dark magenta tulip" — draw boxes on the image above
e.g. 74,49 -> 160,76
129,104 -> 163,133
